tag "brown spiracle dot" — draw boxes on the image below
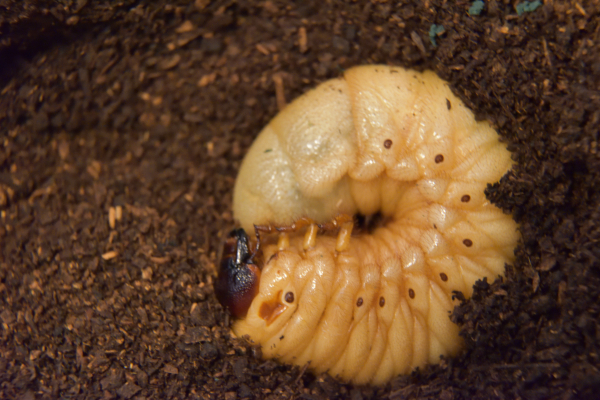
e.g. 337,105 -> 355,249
284,292 -> 294,303
408,289 -> 415,299
461,194 -> 471,203
356,297 -> 363,307
440,272 -> 448,282
379,297 -> 385,307
435,154 -> 444,163
463,239 -> 473,247
383,139 -> 393,149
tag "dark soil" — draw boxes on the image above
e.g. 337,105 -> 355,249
1,1 -> 599,399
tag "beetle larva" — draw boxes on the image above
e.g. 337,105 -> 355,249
216,65 -> 519,385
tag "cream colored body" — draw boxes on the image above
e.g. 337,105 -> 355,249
232,65 -> 519,385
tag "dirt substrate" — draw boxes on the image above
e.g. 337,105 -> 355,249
1,1 -> 599,399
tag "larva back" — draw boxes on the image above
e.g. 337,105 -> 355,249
222,65 -> 519,385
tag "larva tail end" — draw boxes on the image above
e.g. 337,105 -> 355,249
215,229 -> 262,318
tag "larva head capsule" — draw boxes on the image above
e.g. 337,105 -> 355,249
215,228 -> 261,318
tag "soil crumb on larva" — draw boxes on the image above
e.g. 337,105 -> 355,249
0,1 -> 599,399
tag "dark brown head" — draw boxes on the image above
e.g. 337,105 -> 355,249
214,228 -> 261,318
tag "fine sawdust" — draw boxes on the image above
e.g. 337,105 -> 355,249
1,1 -> 599,399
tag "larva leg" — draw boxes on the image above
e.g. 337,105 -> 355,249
335,221 -> 354,252
273,217 -> 316,233
317,214 -> 354,231
277,233 -> 290,250
255,219 -> 317,253
304,224 -> 318,250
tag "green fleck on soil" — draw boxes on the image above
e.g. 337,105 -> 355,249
516,0 -> 543,16
428,24 -> 445,47
469,1 -> 486,16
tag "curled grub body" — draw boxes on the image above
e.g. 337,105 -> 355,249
222,65 -> 519,385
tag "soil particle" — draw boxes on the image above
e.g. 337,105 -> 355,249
1,1 -> 599,399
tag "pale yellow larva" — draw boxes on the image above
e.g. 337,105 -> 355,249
222,65 -> 519,385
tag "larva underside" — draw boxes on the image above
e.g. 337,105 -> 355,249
229,65 -> 519,385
